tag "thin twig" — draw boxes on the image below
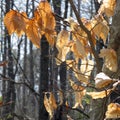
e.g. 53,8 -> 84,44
63,105 -> 90,118
68,0 -> 102,72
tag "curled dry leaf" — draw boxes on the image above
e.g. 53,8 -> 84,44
38,0 -> 55,30
65,17 -> 91,47
95,72 -> 113,88
99,48 -> 117,72
44,92 -> 57,119
90,15 -> 109,43
65,17 -> 79,32
73,90 -> 86,109
69,79 -> 85,91
69,79 -> 86,108
66,60 -> 75,70
4,1 -> 56,48
70,41 -> 87,61
74,70 -> 89,84
87,89 -> 112,99
56,30 -> 70,65
80,59 -> 94,77
4,10 -> 28,37
98,0 -> 116,17
45,32 -> 56,46
106,103 -> 120,119
26,19 -> 41,48
56,30 -> 69,49
37,0 -> 56,46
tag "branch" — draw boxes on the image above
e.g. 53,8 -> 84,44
63,105 -> 90,118
68,0 -> 102,72
0,73 -> 40,97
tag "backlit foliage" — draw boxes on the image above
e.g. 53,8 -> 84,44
99,48 -> 117,72
4,0 -> 56,48
106,103 -> 120,119
4,0 -> 119,119
44,92 -> 57,119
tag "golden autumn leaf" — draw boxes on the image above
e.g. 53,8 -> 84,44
70,41 -> 86,61
4,10 -> 28,37
4,1 -> 56,48
37,0 -> 56,31
44,92 -> 57,119
68,78 -> 86,108
56,30 -> 69,49
99,48 -> 117,72
49,92 -> 57,110
66,17 -> 89,45
90,15 -> 109,43
80,59 -> 94,77
34,9 -> 44,34
87,89 -> 112,99
75,40 -> 87,58
44,93 -> 53,119
26,19 -> 41,48
106,103 -> 120,119
66,60 -> 75,69
56,30 -> 70,65
65,17 -> 96,47
74,70 -> 89,84
69,79 -> 85,91
45,32 -> 56,46
98,0 -> 116,17
68,59 -> 90,84
65,17 -> 80,32
73,90 -> 86,109
95,72 -> 114,88
36,0 -> 56,46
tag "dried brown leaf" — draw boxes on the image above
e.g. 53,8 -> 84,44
44,92 -> 57,119
37,0 -> 56,31
45,32 -> 56,46
87,89 -> 112,99
56,30 -> 69,49
80,59 -> 94,77
26,19 -> 41,48
56,30 -> 70,65
95,72 -> 114,88
91,15 -> 109,43
98,0 -> 116,17
4,10 -> 28,36
73,90 -> 86,109
69,79 -> 85,91
70,41 -> 86,60
99,48 -> 117,72
106,103 -> 120,119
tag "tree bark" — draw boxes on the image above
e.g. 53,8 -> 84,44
2,0 -> 16,119
38,36 -> 49,120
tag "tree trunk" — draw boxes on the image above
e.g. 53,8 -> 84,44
104,0 -> 120,107
2,0 -> 16,119
38,36 -> 49,120
90,1 -> 120,120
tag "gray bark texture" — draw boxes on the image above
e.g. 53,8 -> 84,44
90,1 -> 120,120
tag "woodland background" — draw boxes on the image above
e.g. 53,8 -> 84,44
0,0 -> 120,120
